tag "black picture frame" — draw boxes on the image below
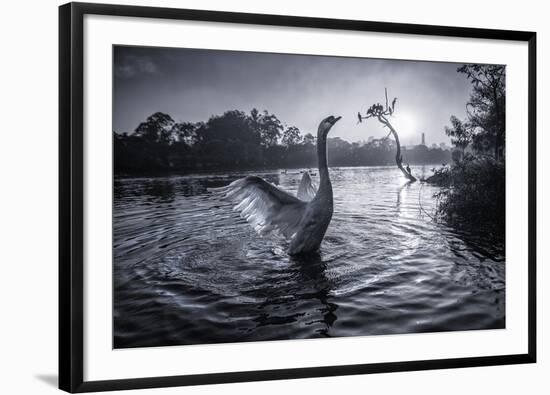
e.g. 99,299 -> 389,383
59,2 -> 537,392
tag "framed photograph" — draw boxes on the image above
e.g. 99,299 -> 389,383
59,2 -> 537,392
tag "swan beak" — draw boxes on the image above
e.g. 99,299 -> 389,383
332,116 -> 342,124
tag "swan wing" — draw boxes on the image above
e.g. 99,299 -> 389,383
214,175 -> 306,239
297,172 -> 317,202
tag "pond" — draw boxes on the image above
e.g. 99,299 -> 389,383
113,166 -> 505,348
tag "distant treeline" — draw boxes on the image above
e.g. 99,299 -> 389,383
114,109 -> 451,175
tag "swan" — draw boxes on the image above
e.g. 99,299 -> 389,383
215,115 -> 341,255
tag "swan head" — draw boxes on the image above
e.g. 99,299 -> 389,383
318,115 -> 342,137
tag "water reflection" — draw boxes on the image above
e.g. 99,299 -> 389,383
292,253 -> 337,336
396,180 -> 413,209
145,179 -> 176,203
113,166 -> 505,348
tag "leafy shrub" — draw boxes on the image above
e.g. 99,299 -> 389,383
431,155 -> 505,239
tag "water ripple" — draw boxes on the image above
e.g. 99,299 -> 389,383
113,166 -> 505,348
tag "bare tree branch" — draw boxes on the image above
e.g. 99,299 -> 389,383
358,89 -> 417,182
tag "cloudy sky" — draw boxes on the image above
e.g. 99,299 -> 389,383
113,45 -> 475,146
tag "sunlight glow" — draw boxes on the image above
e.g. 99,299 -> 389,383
389,111 -> 418,140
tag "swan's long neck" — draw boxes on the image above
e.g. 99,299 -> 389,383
316,129 -> 331,195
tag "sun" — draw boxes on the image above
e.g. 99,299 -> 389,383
389,111 -> 417,139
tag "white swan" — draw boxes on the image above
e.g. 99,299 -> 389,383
215,115 -> 341,255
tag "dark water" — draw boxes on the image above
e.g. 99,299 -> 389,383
113,166 -> 505,348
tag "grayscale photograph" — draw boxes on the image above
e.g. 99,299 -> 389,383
112,45 -> 505,349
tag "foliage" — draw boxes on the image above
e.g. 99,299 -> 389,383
282,126 -> 303,146
444,115 -> 473,156
302,133 -> 316,146
446,64 -> 505,159
432,64 -> 506,239
433,155 -> 505,238
114,109 -> 451,175
249,108 -> 283,147
134,112 -> 175,143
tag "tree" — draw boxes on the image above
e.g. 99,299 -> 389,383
171,122 -> 199,146
201,110 -> 259,144
357,89 -> 416,181
445,115 -> 473,160
458,64 -> 505,159
429,65 -> 506,237
302,133 -> 316,147
134,112 -> 175,143
115,108 -> 451,175
281,126 -> 302,146
249,108 -> 283,147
